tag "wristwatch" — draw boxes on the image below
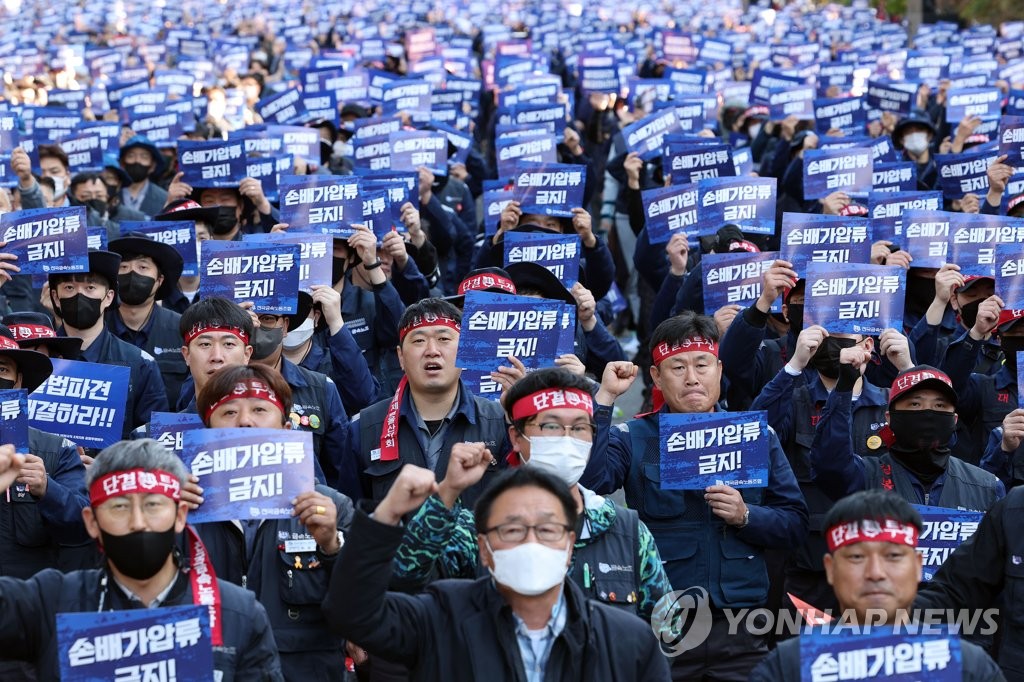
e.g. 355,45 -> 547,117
737,508 -> 750,529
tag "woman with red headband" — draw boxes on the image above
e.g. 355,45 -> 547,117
0,439 -> 283,680
191,363 -> 355,682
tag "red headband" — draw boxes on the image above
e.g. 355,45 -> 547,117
89,468 -> 182,508
826,518 -> 919,553
511,388 -> 594,421
8,323 -> 56,340
399,314 -> 461,342
184,323 -> 250,347
652,337 -> 718,365
458,273 -> 517,295
0,336 -> 20,352
203,379 -> 286,423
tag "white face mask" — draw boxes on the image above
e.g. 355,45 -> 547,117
902,132 -> 929,155
282,317 -> 315,350
51,176 -> 66,200
523,436 -> 592,487
486,539 -> 569,596
333,140 -> 353,158
747,123 -> 762,140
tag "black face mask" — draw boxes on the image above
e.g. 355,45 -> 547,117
0,378 -> 15,390
888,409 -> 956,483
250,326 -> 284,360
85,199 -> 108,216
957,299 -> 982,330
1001,336 -> 1024,374
810,337 -> 858,379
213,207 -> 239,236
123,162 -> 151,184
100,526 -> 177,580
58,293 -> 103,330
332,256 -> 348,284
905,276 -> 935,316
786,303 -> 804,338
117,272 -> 157,306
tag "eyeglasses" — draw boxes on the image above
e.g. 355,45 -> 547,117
484,522 -> 573,544
529,422 -> 597,439
257,314 -> 286,328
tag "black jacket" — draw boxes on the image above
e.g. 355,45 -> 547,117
322,510 -> 671,681
916,486 -> 1024,679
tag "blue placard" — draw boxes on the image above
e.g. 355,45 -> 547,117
495,131 -> 557,180
177,139 -> 246,189
483,185 -> 515,238
732,147 -> 754,176
750,68 -> 806,106
267,125 -> 321,165
935,145 -> 999,199
28,359 -> 130,447
702,251 -> 779,313
949,214 -> 1024,277
149,411 -> 204,458
182,428 -> 315,523
768,85 -> 815,121
0,389 -> 28,454
913,504 -> 984,581
508,101 -> 569,134
945,87 -> 1003,123
872,162 -> 917,192
622,108 -> 681,160
664,144 -> 734,185
865,80 -> 915,115
503,232 -> 580,287
456,291 -> 576,372
870,136 -> 900,163
128,111 -> 185,148
998,116 -> 1024,167
642,183 -> 699,245
460,370 -> 504,402
61,131 -> 104,172
803,147 -> 873,200
659,411 -> 770,490
799,626 -> 962,681
996,241 -> 1024,310
278,175 -> 362,237
120,220 -> 198,278
805,262 -> 906,334
781,213 -> 872,276
381,79 -> 432,123
697,177 -> 777,236
245,154 -> 293,204
389,130 -> 447,176
57,604 -> 213,682
0,206 -> 88,275
86,227 -> 108,251
242,232 -> 332,292
814,96 -> 866,134
869,191 -> 944,242
900,210 -> 954,268
360,191 -> 391,240
512,163 -> 586,218
257,87 -> 308,125
200,241 -> 300,314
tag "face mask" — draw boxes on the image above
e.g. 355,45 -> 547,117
810,337 -> 858,379
1001,337 -> 1024,374
334,140 -> 354,157
100,526 -> 177,580
786,303 -> 804,338
523,436 -> 591,486
0,378 -> 15,390
905,276 -> 935,315
58,293 -> 103,330
332,256 -> 348,284
213,207 -> 239,236
747,123 -> 762,139
957,299 -> 982,330
888,408 -> 956,454
123,162 -> 151,184
51,176 -> 66,199
903,132 -> 929,155
283,317 -> 315,350
117,272 -> 157,306
250,326 -> 284,360
485,539 -> 569,596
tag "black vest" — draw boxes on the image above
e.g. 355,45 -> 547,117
864,454 -> 1001,511
109,305 -> 187,412
572,504 -> 641,615
285,362 -> 334,481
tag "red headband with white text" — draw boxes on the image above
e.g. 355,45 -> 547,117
826,518 -> 919,553
511,388 -> 595,421
398,314 -> 461,342
203,379 -> 286,423
652,337 -> 718,365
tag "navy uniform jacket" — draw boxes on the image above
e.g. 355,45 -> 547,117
339,277 -> 405,394
302,327 -> 380,415
0,428 -> 89,578
71,327 -> 170,438
0,567 -> 283,680
322,510 -> 671,682
106,304 -> 188,412
578,404 -> 808,609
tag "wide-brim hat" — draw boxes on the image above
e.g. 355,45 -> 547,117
505,262 -> 576,306
108,234 -> 184,301
286,290 -> 314,332
443,267 -> 518,309
49,250 -> 122,295
154,199 -> 220,228
3,311 -> 83,359
0,326 -> 53,392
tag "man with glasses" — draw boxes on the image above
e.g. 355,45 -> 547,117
390,366 -> 672,621
323,464 -> 670,680
581,311 -> 808,681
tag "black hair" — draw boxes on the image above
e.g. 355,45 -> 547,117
397,298 -> 462,338
504,367 -> 595,432
822,490 -> 922,554
69,172 -> 104,197
180,297 -> 255,341
473,467 -> 578,535
650,310 -> 721,350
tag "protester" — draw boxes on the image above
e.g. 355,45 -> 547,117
177,297 -> 254,413
119,135 -> 169,218
153,198 -> 217,313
